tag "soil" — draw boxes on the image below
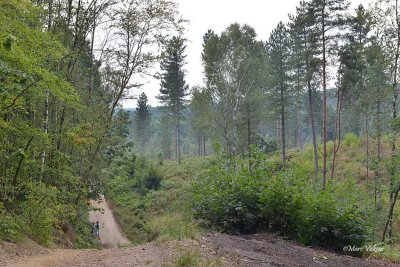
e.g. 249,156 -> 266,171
89,197 -> 130,248
203,233 -> 399,267
2,199 -> 399,266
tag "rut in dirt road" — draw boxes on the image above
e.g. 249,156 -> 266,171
89,197 -> 130,248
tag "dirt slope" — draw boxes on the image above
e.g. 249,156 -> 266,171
89,197 -> 130,248
204,233 -> 399,267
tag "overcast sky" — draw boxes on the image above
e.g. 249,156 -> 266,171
122,0 -> 371,108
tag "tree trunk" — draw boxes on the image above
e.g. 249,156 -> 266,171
280,89 -> 286,167
297,105 -> 302,149
198,133 -> 201,156
177,117 -> 181,164
376,100 -> 383,211
322,5 -> 328,190
366,114 -> 369,182
88,1 -> 97,101
330,88 -> 344,179
41,91 -> 49,175
247,106 -> 252,171
307,81 -> 319,174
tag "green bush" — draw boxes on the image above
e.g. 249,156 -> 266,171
18,182 -> 59,245
343,133 -> 361,148
258,175 -> 304,238
192,163 -> 264,233
0,210 -> 22,241
192,151 -> 371,251
299,189 -> 369,251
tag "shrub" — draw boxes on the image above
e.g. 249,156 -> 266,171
343,133 -> 361,148
299,189 -> 369,251
191,150 -> 371,251
0,210 -> 22,241
18,182 -> 59,245
258,175 -> 304,238
192,163 -> 264,233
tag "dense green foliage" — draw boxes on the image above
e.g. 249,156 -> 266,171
0,0 -> 96,246
192,149 -> 371,251
0,0 -> 181,246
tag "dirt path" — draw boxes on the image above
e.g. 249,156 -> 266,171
6,233 -> 399,267
6,243 -> 172,267
89,197 -> 130,248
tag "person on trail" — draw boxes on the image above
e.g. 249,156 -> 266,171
95,221 -> 100,238
91,222 -> 96,237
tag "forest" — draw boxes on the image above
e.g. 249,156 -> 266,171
2,0 -> 400,265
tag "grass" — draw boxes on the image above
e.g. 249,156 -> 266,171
173,247 -> 201,266
369,244 -> 400,263
164,245 -> 225,267
107,156 -> 213,244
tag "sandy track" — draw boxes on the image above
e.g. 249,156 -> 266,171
89,197 -> 130,248
7,244 -> 171,267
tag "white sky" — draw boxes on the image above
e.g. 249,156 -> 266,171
122,0 -> 371,108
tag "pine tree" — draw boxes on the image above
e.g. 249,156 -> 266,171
307,0 -> 349,189
133,92 -> 152,156
289,0 -> 321,175
266,22 -> 292,167
158,36 -> 189,164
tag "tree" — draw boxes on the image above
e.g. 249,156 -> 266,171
158,36 -> 189,164
289,1 -> 321,174
92,0 -> 182,161
190,86 -> 212,156
266,22 -> 292,167
330,5 -> 372,179
202,24 -> 265,160
133,93 -> 152,156
371,0 -> 400,242
307,0 -> 349,189
365,37 -> 390,211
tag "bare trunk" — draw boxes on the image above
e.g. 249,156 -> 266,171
366,114 -> 369,182
375,100 -> 383,211
322,6 -> 328,190
175,122 -> 178,161
88,2 -> 97,101
307,82 -> 319,174
330,88 -> 344,179
297,105 -> 302,149
203,133 -> 206,156
247,106 -> 252,171
303,25 -> 318,174
280,87 -> 286,167
198,133 -> 201,156
276,118 -> 280,145
41,91 -> 49,175
177,117 -> 181,164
